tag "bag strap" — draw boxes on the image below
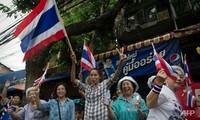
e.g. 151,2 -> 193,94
57,99 -> 62,120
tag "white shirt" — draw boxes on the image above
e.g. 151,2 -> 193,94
147,85 -> 183,120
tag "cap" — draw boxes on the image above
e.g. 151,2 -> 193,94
147,75 -> 156,88
117,76 -> 139,92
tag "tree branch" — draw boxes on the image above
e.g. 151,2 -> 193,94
65,0 -> 128,36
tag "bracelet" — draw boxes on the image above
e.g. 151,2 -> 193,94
152,84 -> 162,94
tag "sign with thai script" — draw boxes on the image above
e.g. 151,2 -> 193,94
107,39 -> 181,78
81,39 -> 181,82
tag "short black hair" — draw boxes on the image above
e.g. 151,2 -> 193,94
90,68 -> 101,75
12,94 -> 23,100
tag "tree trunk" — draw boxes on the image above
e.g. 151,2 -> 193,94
25,0 -> 129,91
25,46 -> 52,89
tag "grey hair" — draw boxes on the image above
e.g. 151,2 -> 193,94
171,65 -> 184,75
26,87 -> 36,98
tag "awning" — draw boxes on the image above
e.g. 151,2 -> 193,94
94,23 -> 200,60
0,69 -> 26,92
44,72 -> 70,82
0,69 -> 26,82
8,83 -> 25,91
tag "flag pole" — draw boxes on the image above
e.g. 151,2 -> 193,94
64,34 -> 77,64
53,0 -> 77,63
79,66 -> 83,82
38,62 -> 50,87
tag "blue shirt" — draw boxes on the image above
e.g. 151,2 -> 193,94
112,94 -> 149,120
40,98 -> 75,120
1,101 -> 20,120
17,100 -> 48,120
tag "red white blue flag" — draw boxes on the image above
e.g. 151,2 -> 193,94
186,90 -> 196,107
152,43 -> 179,80
80,42 -> 98,71
33,64 -> 49,86
183,54 -> 193,86
13,0 -> 66,61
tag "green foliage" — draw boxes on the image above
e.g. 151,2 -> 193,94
172,0 -> 190,15
0,3 -> 17,18
0,0 -> 38,18
172,0 -> 200,15
12,0 -> 39,12
0,0 -> 118,68
62,0 -> 117,24
49,40 -> 70,70
0,4 -> 10,13
190,0 -> 200,11
49,30 -> 115,67
51,0 -> 117,66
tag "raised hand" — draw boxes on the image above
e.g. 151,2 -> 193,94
155,69 -> 167,86
116,47 -> 127,62
101,97 -> 112,107
136,99 -> 141,109
7,108 -> 13,114
70,52 -> 76,62
4,80 -> 11,88
35,84 -> 40,95
78,73 -> 83,80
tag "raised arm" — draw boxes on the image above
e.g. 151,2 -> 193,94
146,69 -> 167,108
35,85 -> 42,109
1,80 -> 10,98
1,80 -> 11,104
112,48 -> 127,81
70,52 -> 80,85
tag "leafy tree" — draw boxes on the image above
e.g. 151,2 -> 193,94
171,0 -> 200,15
3,0 -> 199,88
0,0 -> 130,88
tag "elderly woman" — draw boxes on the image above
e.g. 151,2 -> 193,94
8,87 -> 48,120
146,65 -> 185,120
36,82 -> 75,120
107,76 -> 149,120
147,75 -> 156,89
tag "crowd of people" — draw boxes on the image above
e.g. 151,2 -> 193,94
0,48 -> 187,120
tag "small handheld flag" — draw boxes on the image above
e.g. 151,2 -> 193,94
33,63 -> 49,86
183,54 -> 193,86
186,90 -> 196,107
80,42 -> 98,71
152,43 -> 178,80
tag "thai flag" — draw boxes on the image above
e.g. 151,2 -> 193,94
1,101 -> 13,120
186,90 -> 196,107
33,64 -> 49,86
152,43 -> 178,80
80,42 -> 98,71
183,54 -> 193,86
13,0 -> 66,61
4,101 -> 12,110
